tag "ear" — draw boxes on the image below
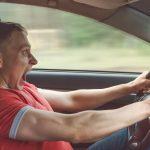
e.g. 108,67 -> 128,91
0,53 -> 3,68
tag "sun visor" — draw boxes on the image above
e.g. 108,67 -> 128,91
73,0 -> 140,9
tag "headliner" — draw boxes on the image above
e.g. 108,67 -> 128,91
130,0 -> 150,16
0,0 -> 149,42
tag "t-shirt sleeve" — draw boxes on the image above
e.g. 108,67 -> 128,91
0,95 -> 32,139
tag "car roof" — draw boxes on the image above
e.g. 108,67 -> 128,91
130,0 -> 150,16
0,0 -> 150,42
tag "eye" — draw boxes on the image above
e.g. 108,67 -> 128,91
22,49 -> 29,56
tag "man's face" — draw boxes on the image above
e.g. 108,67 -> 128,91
1,30 -> 37,79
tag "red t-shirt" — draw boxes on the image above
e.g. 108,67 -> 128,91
0,82 -> 73,150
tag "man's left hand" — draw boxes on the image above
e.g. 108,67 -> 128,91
128,71 -> 150,93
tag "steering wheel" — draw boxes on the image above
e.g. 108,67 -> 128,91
127,73 -> 150,150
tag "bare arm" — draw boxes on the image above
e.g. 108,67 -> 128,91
38,84 -> 134,112
39,84 -> 130,112
38,72 -> 150,112
16,100 -> 150,143
65,83 -> 132,111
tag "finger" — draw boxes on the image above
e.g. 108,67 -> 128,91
141,71 -> 150,78
136,71 -> 149,80
143,89 -> 150,94
146,71 -> 150,79
138,81 -> 150,92
145,80 -> 150,88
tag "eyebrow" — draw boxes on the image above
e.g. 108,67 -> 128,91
19,44 -> 31,50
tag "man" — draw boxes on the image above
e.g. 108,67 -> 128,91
0,21 -> 149,150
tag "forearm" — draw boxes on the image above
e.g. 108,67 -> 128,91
70,101 -> 150,143
17,101 -> 150,143
69,83 -> 134,110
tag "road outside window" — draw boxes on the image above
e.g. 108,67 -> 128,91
0,3 -> 150,72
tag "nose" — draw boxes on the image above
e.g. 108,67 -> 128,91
29,54 -> 38,65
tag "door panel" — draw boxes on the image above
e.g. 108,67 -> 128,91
27,70 -> 139,108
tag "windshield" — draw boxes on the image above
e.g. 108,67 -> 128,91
0,3 -> 150,72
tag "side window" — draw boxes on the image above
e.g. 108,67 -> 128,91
1,3 -> 150,72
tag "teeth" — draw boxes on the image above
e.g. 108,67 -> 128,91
73,0 -> 140,9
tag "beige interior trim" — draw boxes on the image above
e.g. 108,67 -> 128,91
73,0 -> 140,9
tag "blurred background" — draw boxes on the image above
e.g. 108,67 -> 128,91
0,3 -> 149,72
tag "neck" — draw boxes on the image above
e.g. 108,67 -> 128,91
0,73 -> 24,90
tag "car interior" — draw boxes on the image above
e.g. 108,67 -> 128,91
0,0 -> 150,149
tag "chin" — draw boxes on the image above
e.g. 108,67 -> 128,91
25,66 -> 33,73
28,66 -> 33,71
22,68 -> 32,80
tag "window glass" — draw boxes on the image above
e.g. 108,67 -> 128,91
0,3 -> 150,72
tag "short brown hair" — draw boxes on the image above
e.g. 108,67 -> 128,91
0,21 -> 26,51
